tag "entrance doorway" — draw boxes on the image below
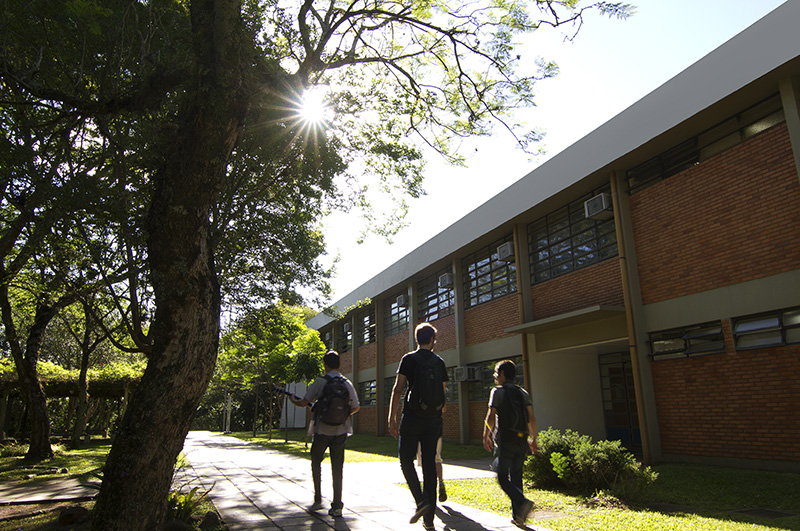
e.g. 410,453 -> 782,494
598,352 -> 641,454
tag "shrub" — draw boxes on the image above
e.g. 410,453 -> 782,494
524,427 -> 657,497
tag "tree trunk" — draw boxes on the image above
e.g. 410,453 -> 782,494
90,1 -> 247,528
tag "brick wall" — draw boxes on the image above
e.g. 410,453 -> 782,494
631,124 -> 800,305
530,258 -> 624,320
358,342 -> 377,371
357,406 -> 377,435
426,314 -> 456,352
464,295 -> 520,346
340,350 -> 353,375
384,330 -> 411,365
468,401 -> 489,442
442,405 -> 461,441
652,325 -> 800,462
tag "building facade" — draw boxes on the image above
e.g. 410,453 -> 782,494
306,2 -> 800,471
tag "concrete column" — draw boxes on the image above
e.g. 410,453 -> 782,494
779,77 -> 800,184
452,257 -> 470,444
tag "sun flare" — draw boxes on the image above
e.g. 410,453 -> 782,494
298,88 -> 330,126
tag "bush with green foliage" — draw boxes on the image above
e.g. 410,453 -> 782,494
525,428 -> 657,497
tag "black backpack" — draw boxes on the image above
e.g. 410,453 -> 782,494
406,350 -> 445,418
317,375 -> 351,426
497,384 -> 529,449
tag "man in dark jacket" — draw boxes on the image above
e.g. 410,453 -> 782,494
483,359 -> 537,527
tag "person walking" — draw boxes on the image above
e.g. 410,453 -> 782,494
388,322 -> 448,531
482,359 -> 537,528
289,350 -> 360,517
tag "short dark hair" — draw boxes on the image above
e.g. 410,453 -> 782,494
323,351 -> 341,369
495,359 -> 516,380
415,322 -> 437,346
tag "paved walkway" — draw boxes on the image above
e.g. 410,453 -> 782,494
0,431 -> 556,531
181,431 -> 555,531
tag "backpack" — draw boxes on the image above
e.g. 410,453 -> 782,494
317,375 -> 351,426
406,350 -> 445,418
497,384 -> 529,450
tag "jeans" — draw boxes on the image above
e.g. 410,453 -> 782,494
398,412 -> 442,526
494,447 -> 527,517
310,433 -> 347,509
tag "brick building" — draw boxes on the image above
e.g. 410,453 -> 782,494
306,2 -> 800,470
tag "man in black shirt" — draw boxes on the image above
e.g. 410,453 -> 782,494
388,322 -> 448,531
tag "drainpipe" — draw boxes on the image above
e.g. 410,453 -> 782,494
610,171 -> 652,465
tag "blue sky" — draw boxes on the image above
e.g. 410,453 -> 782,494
317,0 -> 787,304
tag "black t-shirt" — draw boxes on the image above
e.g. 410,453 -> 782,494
398,348 -> 448,412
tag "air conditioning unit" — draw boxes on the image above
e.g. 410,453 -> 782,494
438,272 -> 454,288
453,366 -> 482,382
342,322 -> 350,333
497,241 -> 515,262
396,294 -> 409,307
584,192 -> 614,220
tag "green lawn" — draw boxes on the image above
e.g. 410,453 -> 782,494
239,430 -> 800,531
233,429 -> 489,462
446,465 -> 800,531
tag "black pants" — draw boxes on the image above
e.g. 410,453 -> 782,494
398,413 -> 442,526
310,432 -> 347,509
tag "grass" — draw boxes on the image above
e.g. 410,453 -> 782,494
232,429 -> 490,463
240,430 -> 800,531
446,464 -> 800,531
0,441 -> 109,483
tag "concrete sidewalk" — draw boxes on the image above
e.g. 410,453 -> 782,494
181,431 -> 555,531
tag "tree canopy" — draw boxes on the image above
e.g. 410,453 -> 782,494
0,0 -> 632,528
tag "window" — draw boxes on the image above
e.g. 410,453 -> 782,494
358,308 -> 376,346
358,380 -> 376,406
337,321 -> 352,353
733,307 -> 800,351
384,293 -> 409,336
384,376 -> 403,407
528,188 -> 617,284
445,367 -> 459,403
649,322 -> 725,361
462,235 -> 517,308
322,330 -> 332,350
417,268 -> 455,321
467,355 -> 523,402
628,94 -> 785,194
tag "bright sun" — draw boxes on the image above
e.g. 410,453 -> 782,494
299,88 -> 330,126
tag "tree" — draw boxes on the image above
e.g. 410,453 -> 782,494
1,0 -> 632,528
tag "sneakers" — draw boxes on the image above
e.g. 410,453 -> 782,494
422,523 -> 435,531
328,507 -> 343,517
512,499 -> 534,527
409,502 -> 433,524
438,482 -> 447,502
309,500 -> 324,511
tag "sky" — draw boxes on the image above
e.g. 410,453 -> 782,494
315,0 -> 788,307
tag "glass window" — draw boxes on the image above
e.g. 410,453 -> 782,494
628,94 -> 784,194
528,187 -> 617,284
733,307 -> 800,351
358,308 -> 376,346
358,380 -> 376,406
445,367 -> 458,403
462,235 -> 517,309
417,268 -> 455,321
384,292 -> 409,336
466,355 -> 523,402
337,321 -> 352,353
649,322 -> 725,361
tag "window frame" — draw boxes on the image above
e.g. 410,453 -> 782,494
358,380 -> 377,407
649,321 -> 726,361
383,292 -> 409,337
732,306 -> 800,351
417,268 -> 455,321
528,186 -> 617,285
462,235 -> 517,309
357,307 -> 376,347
